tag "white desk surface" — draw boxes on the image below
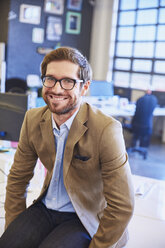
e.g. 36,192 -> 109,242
83,97 -> 165,117
83,97 -> 165,143
98,105 -> 165,117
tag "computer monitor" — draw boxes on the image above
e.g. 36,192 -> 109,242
0,92 -> 28,142
114,86 -> 131,101
152,91 -> 165,107
89,80 -> 114,97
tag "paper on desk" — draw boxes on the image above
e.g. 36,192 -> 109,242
135,182 -> 155,197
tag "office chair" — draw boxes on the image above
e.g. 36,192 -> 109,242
125,127 -> 150,160
5,78 -> 27,93
123,120 -> 150,160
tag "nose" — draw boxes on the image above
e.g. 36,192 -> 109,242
52,81 -> 63,93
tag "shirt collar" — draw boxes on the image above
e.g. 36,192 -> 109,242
52,108 -> 79,132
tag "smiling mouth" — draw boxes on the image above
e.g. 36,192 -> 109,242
48,94 -> 68,101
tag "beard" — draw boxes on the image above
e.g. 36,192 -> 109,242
43,92 -> 81,115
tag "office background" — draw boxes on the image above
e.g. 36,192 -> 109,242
0,1 -> 165,247
1,0 -> 165,103
0,0 -> 165,144
0,0 -> 93,80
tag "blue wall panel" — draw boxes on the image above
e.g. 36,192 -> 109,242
6,0 -> 93,80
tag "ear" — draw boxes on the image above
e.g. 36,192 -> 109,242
81,81 -> 90,96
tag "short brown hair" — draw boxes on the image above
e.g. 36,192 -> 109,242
41,47 -> 92,82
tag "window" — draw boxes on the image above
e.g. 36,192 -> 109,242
133,60 -> 152,72
118,27 -> 134,41
154,60 -> 165,73
120,0 -> 136,10
135,26 -> 156,41
115,58 -> 131,70
137,9 -> 157,25
112,0 -> 165,91
134,42 -> 154,58
116,42 -> 133,57
119,11 -> 136,25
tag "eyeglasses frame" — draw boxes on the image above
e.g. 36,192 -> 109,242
41,75 -> 84,91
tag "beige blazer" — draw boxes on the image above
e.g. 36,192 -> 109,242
5,102 -> 134,248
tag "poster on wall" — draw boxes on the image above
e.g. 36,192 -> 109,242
67,0 -> 83,11
66,11 -> 81,34
32,28 -> 44,43
44,0 -> 64,15
19,4 -> 41,24
46,16 -> 62,41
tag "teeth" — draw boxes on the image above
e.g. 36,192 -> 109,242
49,95 -> 66,101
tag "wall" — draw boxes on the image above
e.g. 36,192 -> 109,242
0,0 -> 10,43
6,0 -> 93,80
89,0 -> 115,80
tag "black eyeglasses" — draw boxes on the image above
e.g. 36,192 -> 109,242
41,76 -> 84,90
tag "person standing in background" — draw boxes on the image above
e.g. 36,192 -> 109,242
131,88 -> 158,148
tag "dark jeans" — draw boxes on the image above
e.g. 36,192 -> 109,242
131,133 -> 151,147
0,201 -> 91,248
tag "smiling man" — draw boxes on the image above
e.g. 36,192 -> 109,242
42,59 -> 88,126
0,47 -> 134,248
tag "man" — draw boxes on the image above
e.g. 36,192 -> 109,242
124,89 -> 157,159
0,47 -> 134,248
131,89 -> 158,144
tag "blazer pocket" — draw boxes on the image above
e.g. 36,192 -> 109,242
74,154 -> 90,161
71,156 -> 92,169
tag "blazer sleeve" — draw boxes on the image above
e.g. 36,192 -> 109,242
89,120 -> 134,248
5,111 -> 38,228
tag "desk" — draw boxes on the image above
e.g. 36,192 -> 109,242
35,97 -> 165,142
83,96 -> 165,116
127,175 -> 165,248
83,97 -> 165,143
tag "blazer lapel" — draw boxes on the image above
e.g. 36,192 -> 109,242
40,109 -> 56,170
63,103 -> 88,179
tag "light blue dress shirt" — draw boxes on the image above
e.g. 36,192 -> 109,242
43,110 -> 79,212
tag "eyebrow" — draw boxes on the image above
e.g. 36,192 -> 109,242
45,74 -> 73,79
